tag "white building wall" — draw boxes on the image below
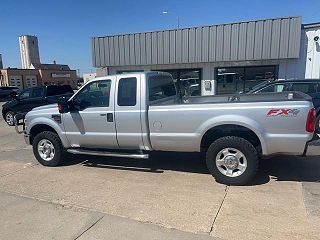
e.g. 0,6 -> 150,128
304,26 -> 320,78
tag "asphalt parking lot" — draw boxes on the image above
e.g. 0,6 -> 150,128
0,103 -> 320,240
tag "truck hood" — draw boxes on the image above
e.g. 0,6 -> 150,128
33,104 -> 58,111
2,99 -> 18,110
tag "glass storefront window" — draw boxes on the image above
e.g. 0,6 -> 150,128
216,66 -> 277,94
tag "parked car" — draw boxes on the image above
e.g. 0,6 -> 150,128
18,72 -> 319,185
2,85 -> 74,126
0,86 -> 19,101
248,79 -> 320,132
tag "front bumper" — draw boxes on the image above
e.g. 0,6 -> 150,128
24,133 -> 30,145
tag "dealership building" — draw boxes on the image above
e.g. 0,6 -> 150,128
92,16 -> 320,96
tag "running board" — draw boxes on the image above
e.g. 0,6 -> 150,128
67,148 -> 149,159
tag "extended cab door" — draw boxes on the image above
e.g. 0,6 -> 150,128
115,75 -> 144,149
62,78 -> 118,149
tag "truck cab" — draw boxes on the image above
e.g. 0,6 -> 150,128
58,72 -> 174,150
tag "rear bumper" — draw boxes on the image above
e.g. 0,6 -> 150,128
304,138 -> 320,156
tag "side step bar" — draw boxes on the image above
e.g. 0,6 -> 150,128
67,148 -> 149,159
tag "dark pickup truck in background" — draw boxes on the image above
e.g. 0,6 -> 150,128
2,85 -> 74,126
248,79 -> 320,132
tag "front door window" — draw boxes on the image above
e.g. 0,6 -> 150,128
73,80 -> 111,108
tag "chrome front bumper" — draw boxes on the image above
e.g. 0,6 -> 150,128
14,114 -> 30,145
14,113 -> 25,134
24,133 -> 30,145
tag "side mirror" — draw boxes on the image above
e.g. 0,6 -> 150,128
57,97 -> 69,113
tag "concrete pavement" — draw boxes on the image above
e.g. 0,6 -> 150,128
0,102 -> 320,239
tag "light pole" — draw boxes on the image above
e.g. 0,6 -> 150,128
162,11 -> 180,29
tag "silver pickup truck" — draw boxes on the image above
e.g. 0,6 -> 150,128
19,71 -> 319,185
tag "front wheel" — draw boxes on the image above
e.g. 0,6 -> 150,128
206,136 -> 259,185
5,111 -> 15,126
32,131 -> 64,166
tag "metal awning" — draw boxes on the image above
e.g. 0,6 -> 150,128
92,16 -> 302,67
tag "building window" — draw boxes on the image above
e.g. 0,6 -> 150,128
152,69 -> 202,96
216,65 -> 277,94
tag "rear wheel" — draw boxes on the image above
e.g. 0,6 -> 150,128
5,111 -> 15,126
32,131 -> 64,166
206,136 -> 259,185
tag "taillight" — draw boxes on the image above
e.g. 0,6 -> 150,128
58,104 -> 62,113
306,108 -> 316,133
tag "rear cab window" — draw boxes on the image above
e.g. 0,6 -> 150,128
148,74 -> 176,102
31,87 -> 45,98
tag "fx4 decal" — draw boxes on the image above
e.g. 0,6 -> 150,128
267,109 -> 300,117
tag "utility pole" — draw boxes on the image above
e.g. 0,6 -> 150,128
162,11 -> 180,29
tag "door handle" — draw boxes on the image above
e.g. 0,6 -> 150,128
107,113 -> 113,122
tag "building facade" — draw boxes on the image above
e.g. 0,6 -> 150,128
19,35 -> 41,69
92,17 -> 320,96
0,64 -> 77,90
83,73 -> 97,83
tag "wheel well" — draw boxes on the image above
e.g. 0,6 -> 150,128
30,124 -> 57,145
200,124 -> 261,152
2,109 -> 11,118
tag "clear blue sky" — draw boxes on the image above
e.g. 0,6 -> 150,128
1,0 -> 319,76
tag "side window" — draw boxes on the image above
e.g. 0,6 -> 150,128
19,89 -> 31,99
118,77 -> 137,106
73,80 -> 111,108
31,87 -> 44,98
148,75 -> 176,101
292,83 -> 316,94
259,84 -> 287,93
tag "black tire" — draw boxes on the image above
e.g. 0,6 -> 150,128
4,111 -> 15,126
315,115 -> 320,134
32,131 -> 64,167
206,136 -> 259,186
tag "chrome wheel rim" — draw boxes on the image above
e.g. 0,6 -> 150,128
215,148 -> 247,177
38,139 -> 55,161
5,112 -> 14,125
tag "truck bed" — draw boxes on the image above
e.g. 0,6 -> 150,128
150,92 -> 312,106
